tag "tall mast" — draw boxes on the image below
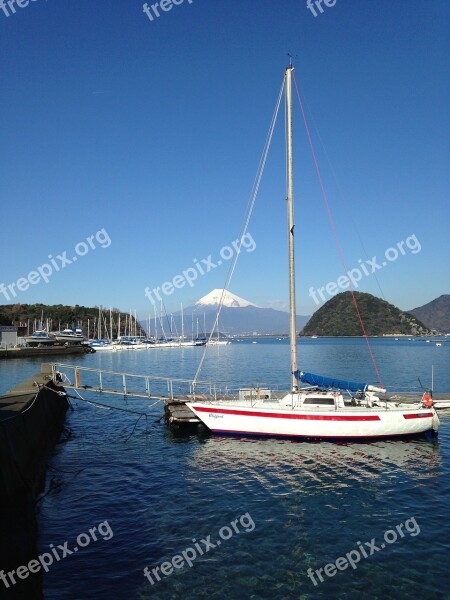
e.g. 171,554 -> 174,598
285,64 -> 298,391
181,303 -> 184,340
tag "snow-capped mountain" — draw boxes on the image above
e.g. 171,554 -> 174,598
195,289 -> 260,309
163,289 -> 309,335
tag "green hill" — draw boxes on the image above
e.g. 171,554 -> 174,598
0,303 -> 145,337
301,292 -> 433,337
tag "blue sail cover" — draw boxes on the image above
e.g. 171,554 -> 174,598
295,371 -> 368,393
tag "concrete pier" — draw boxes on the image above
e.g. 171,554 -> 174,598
0,364 -> 69,599
0,345 -> 93,360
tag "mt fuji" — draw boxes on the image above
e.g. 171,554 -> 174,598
195,289 -> 260,309
165,289 -> 309,336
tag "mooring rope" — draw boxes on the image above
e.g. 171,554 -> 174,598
44,374 -> 164,442
67,389 -> 161,417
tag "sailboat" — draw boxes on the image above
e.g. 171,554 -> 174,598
187,64 -> 439,440
207,317 -> 231,346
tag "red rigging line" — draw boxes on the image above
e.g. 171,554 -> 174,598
292,71 -> 384,389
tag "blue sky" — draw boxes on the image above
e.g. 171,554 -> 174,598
1,0 -> 448,319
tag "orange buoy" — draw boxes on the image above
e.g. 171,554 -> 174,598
422,392 -> 433,408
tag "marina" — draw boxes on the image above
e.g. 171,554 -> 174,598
1,3 -> 447,599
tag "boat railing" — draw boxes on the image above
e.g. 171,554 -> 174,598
186,385 -> 288,406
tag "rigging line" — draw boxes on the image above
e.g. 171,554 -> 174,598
299,88 -> 387,301
292,71 -> 384,389
193,75 -> 286,385
160,296 -> 174,337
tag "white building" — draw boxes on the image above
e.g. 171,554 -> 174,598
0,326 -> 18,348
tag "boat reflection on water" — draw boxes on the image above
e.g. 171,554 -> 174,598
185,432 -> 445,599
189,434 -> 443,490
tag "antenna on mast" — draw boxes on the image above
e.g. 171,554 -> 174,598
287,53 -> 297,67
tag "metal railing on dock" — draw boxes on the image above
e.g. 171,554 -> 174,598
50,363 -> 218,400
47,363 -> 286,405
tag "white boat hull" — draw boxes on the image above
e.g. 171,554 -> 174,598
24,337 -> 55,346
118,344 -> 148,350
434,400 -> 450,409
89,345 -> 114,351
186,403 -> 438,439
55,335 -> 85,343
24,331 -> 56,345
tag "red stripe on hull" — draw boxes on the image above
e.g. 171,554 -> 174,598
403,413 -> 434,419
192,406 -> 381,422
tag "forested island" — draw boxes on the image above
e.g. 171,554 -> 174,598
301,292 -> 433,337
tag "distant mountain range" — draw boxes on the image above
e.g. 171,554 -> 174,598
409,295 -> 450,333
301,292 -> 433,337
148,289 -> 450,337
150,289 -> 309,336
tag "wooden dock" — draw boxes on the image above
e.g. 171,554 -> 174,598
164,398 -> 203,431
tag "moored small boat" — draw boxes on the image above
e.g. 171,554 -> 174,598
88,339 -> 114,351
24,330 -> 56,346
54,328 -> 85,343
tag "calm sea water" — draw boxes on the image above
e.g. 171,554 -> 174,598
1,338 -> 449,600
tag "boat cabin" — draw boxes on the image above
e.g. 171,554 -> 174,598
298,391 -> 347,410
